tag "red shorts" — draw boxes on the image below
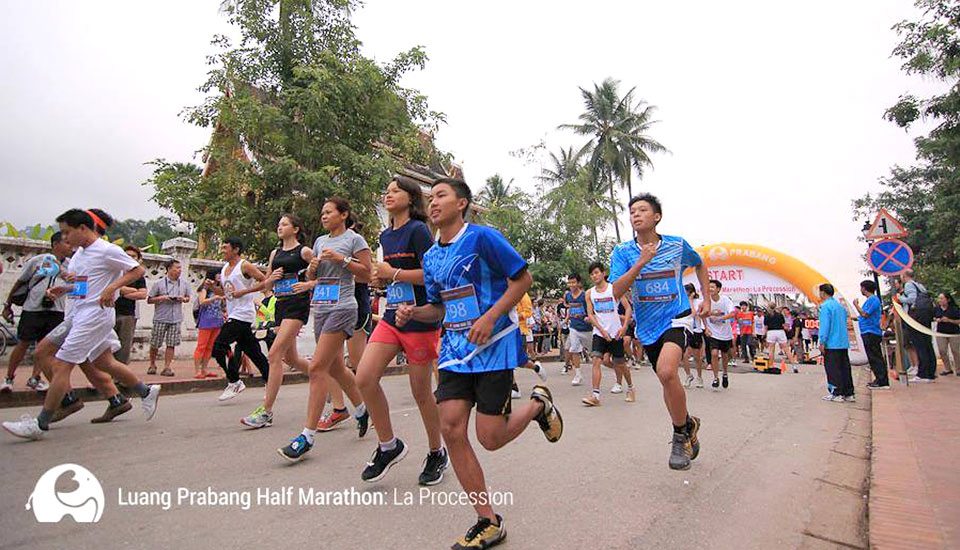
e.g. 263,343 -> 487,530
369,321 -> 440,364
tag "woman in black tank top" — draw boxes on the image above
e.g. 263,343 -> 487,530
238,214 -> 314,429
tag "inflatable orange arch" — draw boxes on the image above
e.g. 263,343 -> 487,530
686,243 -> 833,304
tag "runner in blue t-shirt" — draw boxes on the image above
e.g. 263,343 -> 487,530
563,273 -> 592,383
608,193 -> 711,471
394,178 -> 562,550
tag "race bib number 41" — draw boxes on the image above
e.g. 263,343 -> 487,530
634,269 -> 678,303
440,285 -> 481,331
68,276 -> 88,300
311,277 -> 340,306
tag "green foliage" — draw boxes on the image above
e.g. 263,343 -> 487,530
1,222 -> 57,241
145,0 -> 443,260
106,217 -> 190,253
854,0 -> 960,297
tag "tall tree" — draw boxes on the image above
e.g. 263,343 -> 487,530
538,145 -> 612,250
477,174 -> 517,208
854,0 -> 960,294
145,0 -> 443,260
561,78 -> 667,241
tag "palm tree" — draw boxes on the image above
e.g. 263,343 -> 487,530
477,174 -> 517,208
539,146 -> 613,250
560,77 -> 668,240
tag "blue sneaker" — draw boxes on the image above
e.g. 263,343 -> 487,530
277,434 -> 312,462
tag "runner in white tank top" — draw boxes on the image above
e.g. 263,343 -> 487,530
583,263 -> 635,405
222,259 -> 256,323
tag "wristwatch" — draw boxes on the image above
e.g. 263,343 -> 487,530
342,256 -> 355,268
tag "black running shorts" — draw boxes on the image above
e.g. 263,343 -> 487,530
645,327 -> 688,371
435,369 -> 513,416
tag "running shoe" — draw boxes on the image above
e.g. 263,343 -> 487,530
25,377 -> 39,390
683,375 -> 694,388
625,388 -> 636,403
141,385 -> 161,420
361,438 -> 408,482
277,434 -> 312,462
695,377 -> 704,388
217,380 -> 246,401
418,447 -> 449,486
35,379 -> 49,392
866,382 -> 890,390
160,368 -> 175,377
241,404 -> 274,429
0,378 -> 12,393
452,515 -> 505,550
581,394 -> 600,407
687,415 -> 701,460
822,394 -> 837,401
721,374 -> 729,389
845,395 -> 856,403
571,373 -> 582,386
356,410 -> 370,438
2,415 -> 43,440
531,385 -> 563,442
317,409 -> 350,431
561,365 -> 569,375
534,361 -> 547,382
711,378 -> 719,390
792,365 -> 799,374
51,399 -> 85,423
669,432 -> 692,470
147,366 -> 157,375
610,383 -> 623,394
90,401 -> 132,424
511,389 -> 521,399
908,376 -> 934,384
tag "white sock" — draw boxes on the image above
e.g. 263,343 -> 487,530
379,437 -> 397,452
592,389 -> 600,398
301,428 -> 316,445
354,403 -> 367,419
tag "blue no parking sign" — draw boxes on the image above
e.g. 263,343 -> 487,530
868,238 -> 914,276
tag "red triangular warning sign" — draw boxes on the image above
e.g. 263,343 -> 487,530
865,208 -> 908,240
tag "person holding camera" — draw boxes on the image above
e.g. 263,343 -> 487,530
1,232 -> 73,393
147,259 -> 191,376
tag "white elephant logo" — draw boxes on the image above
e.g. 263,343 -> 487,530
27,464 -> 104,523
707,246 -> 729,262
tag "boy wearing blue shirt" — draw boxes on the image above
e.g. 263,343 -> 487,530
818,283 -> 854,401
853,279 -> 888,389
395,178 -> 562,550
608,193 -> 711,471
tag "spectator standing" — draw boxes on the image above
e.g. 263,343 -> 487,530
193,269 -> 224,379
897,270 -> 937,382
853,280 -> 888,389
933,293 -> 959,376
147,259 -> 191,376
114,245 -> 148,365
819,284 -> 853,402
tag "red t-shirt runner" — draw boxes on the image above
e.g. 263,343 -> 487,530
736,311 -> 755,335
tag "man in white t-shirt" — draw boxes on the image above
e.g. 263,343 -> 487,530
2,209 -> 161,440
703,280 -> 736,390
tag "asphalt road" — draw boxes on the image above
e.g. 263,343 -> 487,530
0,361 -> 858,550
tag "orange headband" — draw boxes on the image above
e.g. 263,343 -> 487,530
85,210 -> 107,231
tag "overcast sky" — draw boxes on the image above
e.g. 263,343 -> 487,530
0,1 -> 939,298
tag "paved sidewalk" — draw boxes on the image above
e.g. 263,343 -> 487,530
870,373 -> 960,550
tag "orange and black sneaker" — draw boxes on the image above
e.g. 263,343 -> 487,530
452,514 -> 506,549
687,415 -> 701,461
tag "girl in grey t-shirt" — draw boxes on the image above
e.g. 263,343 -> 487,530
278,197 -> 372,462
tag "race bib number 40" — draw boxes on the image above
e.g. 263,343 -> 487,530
634,269 -> 678,303
440,285 -> 481,331
386,282 -> 416,309
311,277 -> 340,306
274,275 -> 298,297
68,276 -> 88,300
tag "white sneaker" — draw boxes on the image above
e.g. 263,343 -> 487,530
831,395 -> 845,402
908,376 -> 933,384
218,380 -> 246,401
610,383 -> 623,394
695,376 -> 704,388
141,385 -> 161,420
683,375 -> 694,388
821,394 -> 836,401
0,378 -> 12,393
845,395 -> 856,403
907,366 -> 918,376
2,415 -> 43,440
511,389 -> 521,399
35,380 -> 49,392
534,361 -> 547,382
571,373 -> 583,386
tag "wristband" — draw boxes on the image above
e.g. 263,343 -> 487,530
392,268 -> 402,283
342,256 -> 354,268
